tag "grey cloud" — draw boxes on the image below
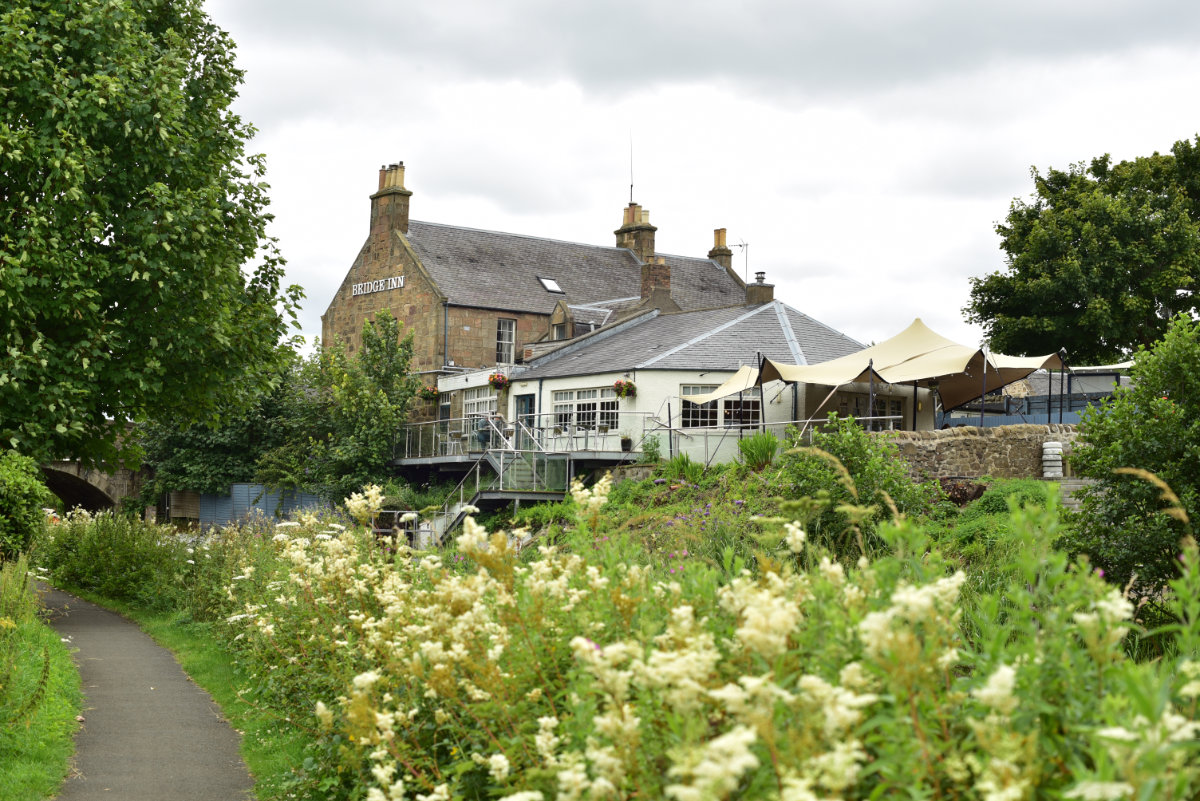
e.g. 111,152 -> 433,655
210,0 -> 1200,100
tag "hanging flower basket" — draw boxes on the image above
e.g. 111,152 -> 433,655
613,379 -> 636,398
488,373 -> 510,391
418,385 -> 440,402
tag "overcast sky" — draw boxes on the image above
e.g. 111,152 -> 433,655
204,0 -> 1200,358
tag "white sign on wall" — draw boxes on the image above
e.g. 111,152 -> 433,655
352,275 -> 405,296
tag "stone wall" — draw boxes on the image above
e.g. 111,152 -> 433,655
881,424 -> 1079,479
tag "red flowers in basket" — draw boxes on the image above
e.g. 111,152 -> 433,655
613,379 -> 636,398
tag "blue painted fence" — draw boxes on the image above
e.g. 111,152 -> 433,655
197,484 -> 326,527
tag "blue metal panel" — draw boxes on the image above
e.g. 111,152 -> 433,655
198,493 -> 234,527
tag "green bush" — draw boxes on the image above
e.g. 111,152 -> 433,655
737,430 -> 779,470
36,511 -> 185,611
0,451 -> 52,560
773,415 -> 945,558
1062,313 -> 1200,606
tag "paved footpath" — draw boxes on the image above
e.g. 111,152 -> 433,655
42,587 -> 255,801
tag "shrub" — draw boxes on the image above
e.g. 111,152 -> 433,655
638,434 -> 661,464
1063,313 -> 1200,606
659,452 -> 704,485
737,430 -> 779,470
773,415 -> 945,558
0,450 -> 52,560
36,511 -> 185,610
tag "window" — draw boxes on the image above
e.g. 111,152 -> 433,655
552,323 -> 567,341
680,384 -> 719,428
723,391 -> 761,428
538,277 -> 564,293
463,386 -> 496,418
553,387 -> 618,430
496,318 -> 516,364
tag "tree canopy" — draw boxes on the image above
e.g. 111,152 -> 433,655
0,0 -> 301,467
966,137 -> 1200,365
1062,313 -> 1200,607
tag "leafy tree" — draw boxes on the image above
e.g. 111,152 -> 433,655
137,354 -> 304,498
1062,314 -> 1200,607
0,449 -> 52,559
0,0 -> 301,467
309,312 -> 420,502
966,137 -> 1200,364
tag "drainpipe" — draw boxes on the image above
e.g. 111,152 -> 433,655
442,301 -> 450,367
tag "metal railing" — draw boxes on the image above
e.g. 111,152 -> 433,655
662,415 -> 904,466
397,412 -> 656,460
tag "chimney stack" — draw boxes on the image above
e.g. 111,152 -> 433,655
708,228 -> 733,269
371,161 -> 413,235
615,202 -> 657,263
641,255 -> 671,299
746,271 -> 774,305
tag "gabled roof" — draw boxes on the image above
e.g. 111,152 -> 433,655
403,221 -> 745,314
516,300 -> 865,380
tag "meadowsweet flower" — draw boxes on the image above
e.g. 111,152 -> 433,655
973,664 -> 1019,717
1179,660 -> 1200,699
275,521 -> 300,528
315,701 -> 334,728
499,793 -> 544,801
353,670 -> 382,691
415,784 -> 450,801
665,725 -> 759,801
810,739 -> 867,793
487,753 -> 511,781
1063,782 -> 1135,800
784,520 -> 806,552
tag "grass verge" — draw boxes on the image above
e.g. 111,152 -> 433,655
0,616 -> 82,801
52,587 -> 310,800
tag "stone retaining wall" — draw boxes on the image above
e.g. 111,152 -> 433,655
881,424 -> 1079,480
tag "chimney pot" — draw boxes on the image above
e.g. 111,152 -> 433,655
755,271 -> 766,283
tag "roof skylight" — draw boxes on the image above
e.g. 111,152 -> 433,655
538,276 -> 564,293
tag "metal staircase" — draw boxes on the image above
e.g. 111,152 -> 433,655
421,449 -> 571,545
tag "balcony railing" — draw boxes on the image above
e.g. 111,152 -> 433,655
397,412 -> 903,464
396,412 -> 657,460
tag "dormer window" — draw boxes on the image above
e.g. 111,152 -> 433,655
538,277 -> 564,293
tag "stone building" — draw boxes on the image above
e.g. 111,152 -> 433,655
320,162 -> 750,385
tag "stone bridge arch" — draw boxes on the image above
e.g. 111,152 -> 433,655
41,460 -> 146,513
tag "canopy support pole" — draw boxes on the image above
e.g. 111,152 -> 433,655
868,359 -> 875,432
979,352 -> 987,429
911,382 -> 918,430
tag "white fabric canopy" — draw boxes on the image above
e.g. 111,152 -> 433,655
683,365 -> 761,405
757,319 -> 1064,411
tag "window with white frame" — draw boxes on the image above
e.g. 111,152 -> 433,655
552,322 -> 567,341
496,318 -> 516,364
553,387 -> 618,430
723,390 -> 761,428
463,386 -> 497,418
680,384 -> 719,428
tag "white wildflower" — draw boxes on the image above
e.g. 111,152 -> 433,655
499,793 -> 544,801
315,701 -> 334,728
783,520 -> 806,553
665,725 -> 759,801
1179,660 -> 1200,699
415,784 -> 450,801
810,739 -> 867,793
972,664 -> 1019,717
275,521 -> 300,528
1063,782 -> 1135,800
487,753 -> 511,781
353,670 -> 382,691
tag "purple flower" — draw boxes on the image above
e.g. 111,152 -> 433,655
733,499 -> 745,506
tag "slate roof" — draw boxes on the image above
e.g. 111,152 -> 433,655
404,221 -> 745,314
517,301 -> 866,380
